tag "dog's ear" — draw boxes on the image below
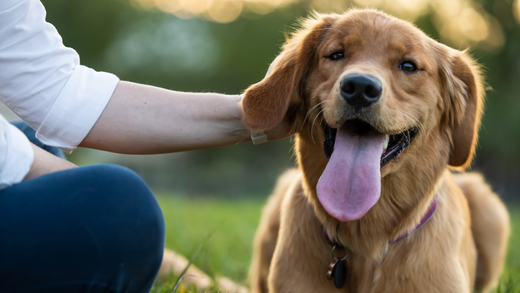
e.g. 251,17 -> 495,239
241,14 -> 337,131
439,49 -> 485,169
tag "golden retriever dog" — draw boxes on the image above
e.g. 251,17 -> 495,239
241,9 -> 510,293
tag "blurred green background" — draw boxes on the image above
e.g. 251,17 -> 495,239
1,0 -> 519,288
13,0 -> 520,200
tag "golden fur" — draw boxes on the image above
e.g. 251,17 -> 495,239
242,10 -> 510,293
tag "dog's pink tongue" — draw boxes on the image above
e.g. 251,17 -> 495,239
317,126 -> 385,221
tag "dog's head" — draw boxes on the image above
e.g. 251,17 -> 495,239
242,10 -> 484,223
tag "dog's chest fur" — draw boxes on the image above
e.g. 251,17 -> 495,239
279,170 -> 475,293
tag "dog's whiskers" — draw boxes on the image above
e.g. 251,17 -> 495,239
395,109 -> 441,142
395,109 -> 423,132
395,109 -> 441,143
303,100 -> 328,126
310,108 -> 326,144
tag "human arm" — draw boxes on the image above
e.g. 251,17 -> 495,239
79,81 -> 291,154
78,57 -> 291,153
79,81 -> 248,154
22,143 -> 76,181
0,0 -> 291,156
14,80 -> 289,183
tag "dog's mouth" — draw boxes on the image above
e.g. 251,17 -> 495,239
317,119 -> 418,222
322,119 -> 418,167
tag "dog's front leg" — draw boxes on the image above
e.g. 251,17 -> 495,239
267,185 -> 348,293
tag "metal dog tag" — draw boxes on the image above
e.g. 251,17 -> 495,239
326,258 -> 347,288
327,244 -> 348,288
332,258 -> 347,289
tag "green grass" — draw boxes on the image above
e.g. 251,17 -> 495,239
497,208 -> 520,293
155,194 -> 264,284
151,195 -> 520,292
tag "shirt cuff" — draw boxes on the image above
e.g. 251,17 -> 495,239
0,121 -> 34,190
36,65 -> 119,153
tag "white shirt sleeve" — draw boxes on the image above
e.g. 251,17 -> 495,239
0,0 -> 119,153
0,114 -> 34,190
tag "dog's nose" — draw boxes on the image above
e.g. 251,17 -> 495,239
340,74 -> 382,110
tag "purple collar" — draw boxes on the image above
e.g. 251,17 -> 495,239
390,196 -> 437,244
323,196 -> 438,246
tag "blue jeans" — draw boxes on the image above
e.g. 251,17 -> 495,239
0,123 -> 165,293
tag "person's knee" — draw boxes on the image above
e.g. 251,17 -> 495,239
82,164 -> 155,205
1,164 -> 165,291
92,164 -> 165,231
83,165 -> 166,281
78,164 -> 166,262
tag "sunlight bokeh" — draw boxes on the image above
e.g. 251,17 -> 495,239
515,0 -> 520,25
131,0 -> 297,22
430,0 -> 504,51
131,0 -> 513,52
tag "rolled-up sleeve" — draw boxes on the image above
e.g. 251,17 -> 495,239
0,115 -> 34,190
0,0 -> 119,153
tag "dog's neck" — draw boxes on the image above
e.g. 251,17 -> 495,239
295,130 -> 450,259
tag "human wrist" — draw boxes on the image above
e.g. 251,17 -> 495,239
23,144 -> 76,181
238,93 -> 267,144
226,94 -> 250,141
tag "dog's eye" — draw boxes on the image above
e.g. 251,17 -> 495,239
327,51 -> 345,61
399,61 -> 418,73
